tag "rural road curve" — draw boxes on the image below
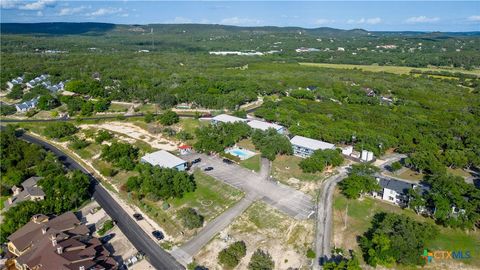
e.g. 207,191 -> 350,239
17,131 -> 184,270
314,168 -> 348,269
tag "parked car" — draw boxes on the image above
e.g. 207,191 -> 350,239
101,233 -> 115,243
152,230 -> 164,240
133,213 -> 143,221
192,158 -> 201,164
204,166 -> 214,171
222,158 -> 233,164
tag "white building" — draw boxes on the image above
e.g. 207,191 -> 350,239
290,135 -> 336,158
140,150 -> 187,171
15,97 -> 40,112
211,114 -> 247,125
361,150 -> 374,162
372,177 -> 429,207
247,120 -> 285,134
341,145 -> 353,156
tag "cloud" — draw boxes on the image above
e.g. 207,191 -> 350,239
57,6 -> 86,16
314,18 -> 334,25
220,17 -> 261,26
36,10 -> 42,16
19,0 -> 56,10
467,15 -> 480,22
0,0 -> 19,9
405,16 -> 439,23
87,7 -> 123,17
347,17 -> 382,25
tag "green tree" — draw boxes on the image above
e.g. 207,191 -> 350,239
248,249 -> 274,270
0,104 -> 16,115
178,207 -> 204,229
43,122 -> 78,139
390,161 -> 402,172
100,142 -> 138,170
251,129 -> 292,160
81,101 -> 95,116
159,110 -> 179,126
339,164 -> 380,199
359,213 -> 437,267
95,130 -> 113,143
37,94 -> 60,110
218,241 -> 247,268
194,122 -> 251,153
6,84 -> 23,99
69,136 -> 90,150
144,112 -> 155,123
94,99 -> 110,112
299,149 -> 344,173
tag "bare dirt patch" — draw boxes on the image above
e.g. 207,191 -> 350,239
194,202 -> 314,270
79,122 -> 177,151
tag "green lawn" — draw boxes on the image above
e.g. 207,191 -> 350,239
169,170 -> 244,222
299,62 -> 480,76
240,154 -> 261,172
271,154 -> 323,182
0,196 -> 8,210
333,191 -> 480,268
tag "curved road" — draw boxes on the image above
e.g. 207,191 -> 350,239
314,167 -> 349,269
18,132 -> 184,270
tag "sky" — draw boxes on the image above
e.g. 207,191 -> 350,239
1,1 -> 479,32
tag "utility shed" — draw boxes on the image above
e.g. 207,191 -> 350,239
290,135 -> 336,158
141,150 -> 187,171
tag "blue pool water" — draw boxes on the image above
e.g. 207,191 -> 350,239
225,148 -> 256,160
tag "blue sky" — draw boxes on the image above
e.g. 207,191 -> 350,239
1,1 -> 479,31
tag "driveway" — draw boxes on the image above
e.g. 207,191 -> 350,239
171,193 -> 258,265
186,154 -> 314,220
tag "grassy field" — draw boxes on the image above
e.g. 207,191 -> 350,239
169,170 -> 244,222
396,168 -> 424,182
240,154 -> 261,172
271,155 -> 323,182
332,190 -> 480,268
299,62 -> 480,76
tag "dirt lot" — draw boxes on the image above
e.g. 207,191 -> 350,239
194,202 -> 314,270
79,122 -> 177,151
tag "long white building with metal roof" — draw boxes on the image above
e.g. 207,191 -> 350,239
247,120 -> 285,134
290,135 -> 336,158
140,150 -> 187,171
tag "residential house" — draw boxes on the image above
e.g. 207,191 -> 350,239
4,177 -> 45,210
211,114 -> 247,125
361,150 -> 374,162
372,177 -> 429,207
15,97 -> 40,112
290,135 -> 336,158
6,212 -> 117,270
247,119 -> 285,134
141,150 -> 188,171
178,145 -> 192,155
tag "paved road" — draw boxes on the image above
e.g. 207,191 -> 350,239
171,193 -> 258,265
18,132 -> 184,270
186,154 -> 315,220
314,167 -> 349,269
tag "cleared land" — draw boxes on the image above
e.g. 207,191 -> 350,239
193,201 -> 314,270
332,189 -> 480,269
299,62 -> 480,76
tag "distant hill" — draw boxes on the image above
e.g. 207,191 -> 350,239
1,22 -> 478,38
0,22 -> 116,34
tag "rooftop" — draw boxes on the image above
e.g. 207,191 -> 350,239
378,177 -> 430,195
141,150 -> 187,168
290,135 -> 335,151
247,120 -> 283,131
212,114 -> 247,124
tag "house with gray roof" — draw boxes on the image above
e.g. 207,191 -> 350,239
15,96 -> 40,112
4,176 -> 45,210
372,177 -> 429,207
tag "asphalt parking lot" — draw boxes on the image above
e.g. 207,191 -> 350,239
185,153 -> 314,220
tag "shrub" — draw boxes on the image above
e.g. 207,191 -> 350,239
178,207 -> 204,229
248,249 -> 274,270
44,122 -> 78,139
218,241 -> 247,268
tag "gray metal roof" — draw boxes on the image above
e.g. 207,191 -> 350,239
212,114 -> 247,123
290,135 -> 335,151
378,177 -> 430,195
247,120 -> 283,131
141,150 -> 186,169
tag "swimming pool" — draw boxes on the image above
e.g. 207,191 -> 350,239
225,148 -> 256,160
